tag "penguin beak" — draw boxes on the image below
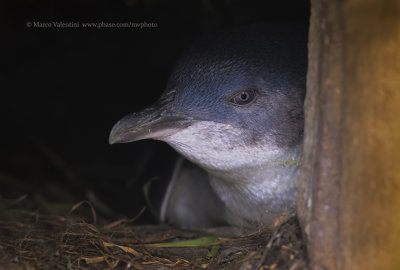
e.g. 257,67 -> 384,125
109,104 -> 193,144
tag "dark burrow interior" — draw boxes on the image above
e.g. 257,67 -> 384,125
1,1 -> 310,269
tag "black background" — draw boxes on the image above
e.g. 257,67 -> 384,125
1,0 -> 310,223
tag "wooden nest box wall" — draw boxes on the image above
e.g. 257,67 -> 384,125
298,0 -> 400,269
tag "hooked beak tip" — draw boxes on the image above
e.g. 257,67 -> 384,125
108,125 -> 120,145
108,135 -> 117,145
108,119 -> 131,145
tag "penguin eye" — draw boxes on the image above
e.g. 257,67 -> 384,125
229,89 -> 256,106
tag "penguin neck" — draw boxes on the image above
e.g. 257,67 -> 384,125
206,143 -> 302,185
205,144 -> 302,225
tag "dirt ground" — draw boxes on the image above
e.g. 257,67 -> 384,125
0,195 -> 307,270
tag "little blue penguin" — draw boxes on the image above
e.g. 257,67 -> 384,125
109,23 -> 307,229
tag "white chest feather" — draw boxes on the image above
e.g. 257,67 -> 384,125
164,120 -> 302,225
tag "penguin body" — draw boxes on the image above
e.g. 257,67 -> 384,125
110,24 -> 307,228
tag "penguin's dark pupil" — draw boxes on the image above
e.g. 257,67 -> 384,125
229,89 -> 256,106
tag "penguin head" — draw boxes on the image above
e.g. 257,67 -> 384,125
110,24 -> 306,172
